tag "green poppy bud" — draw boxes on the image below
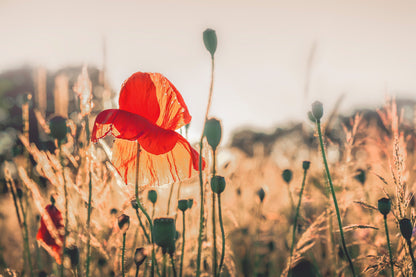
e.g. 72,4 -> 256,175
354,169 -> 366,185
187,198 -> 194,209
148,190 -> 157,204
65,245 -> 79,268
178,199 -> 188,212
153,217 -> 176,254
16,188 -> 23,199
302,161 -> 311,170
257,188 -> 265,203
118,214 -> 130,233
204,118 -> 222,151
377,198 -> 391,216
282,169 -> 293,184
399,218 -> 413,241
203,28 -> 217,57
131,199 -> 138,210
49,115 -> 68,141
307,111 -> 316,123
110,208 -> 118,215
134,247 -> 146,267
311,101 -> 323,121
211,175 -> 226,194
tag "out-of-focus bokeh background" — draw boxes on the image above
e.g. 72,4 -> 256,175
2,0 -> 416,142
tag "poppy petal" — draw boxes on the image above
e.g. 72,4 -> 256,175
119,72 -> 191,130
36,205 -> 64,264
91,109 -> 204,185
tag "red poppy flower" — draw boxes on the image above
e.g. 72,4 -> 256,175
36,204 -> 64,264
91,72 -> 204,186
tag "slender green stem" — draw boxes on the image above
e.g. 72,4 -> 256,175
180,211 -> 186,277
316,121 -> 355,276
135,143 -> 159,277
136,266 -> 140,277
383,215 -> 394,277
170,253 -> 178,277
212,151 -> 217,276
406,239 -> 416,272
59,141 -> 69,277
217,194 -> 225,276
288,166 -> 309,277
18,193 -> 33,277
197,55 -> 215,277
135,209 -> 151,244
85,115 -> 93,277
162,253 -> 167,277
122,233 -> 126,277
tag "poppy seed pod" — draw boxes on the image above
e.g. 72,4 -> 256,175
311,101 -> 323,121
131,199 -> 138,210
282,169 -> 293,184
399,218 -> 413,241
302,161 -> 311,170
203,28 -> 217,57
187,198 -> 194,209
153,217 -> 176,254
178,199 -> 188,212
134,247 -> 147,267
148,190 -> 157,204
377,198 -> 391,216
204,118 -> 222,151
118,214 -> 130,233
110,208 -> 118,215
65,245 -> 80,267
307,111 -> 316,123
355,169 -> 366,185
16,188 -> 23,199
49,116 -> 68,141
257,188 -> 265,203
211,175 -> 226,194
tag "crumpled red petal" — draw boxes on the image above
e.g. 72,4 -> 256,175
119,72 -> 191,131
91,109 -> 204,185
36,204 -> 64,264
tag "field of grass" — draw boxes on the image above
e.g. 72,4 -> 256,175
1,29 -> 416,277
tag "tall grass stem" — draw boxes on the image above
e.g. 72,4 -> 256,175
316,120 -> 356,276
383,215 -> 394,277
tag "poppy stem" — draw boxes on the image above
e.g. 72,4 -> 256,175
135,143 -> 159,277
85,114 -> 93,277
122,232 -> 126,277
59,141 -> 69,277
383,215 -> 394,277
212,150 -> 217,277
217,193 -> 225,276
406,239 -> 416,272
316,120 -> 356,276
170,252 -> 178,277
179,210 -> 186,277
288,163 -> 310,277
197,50 -> 215,277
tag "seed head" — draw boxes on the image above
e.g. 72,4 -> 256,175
204,118 -> 222,151
311,101 -> 323,121
399,218 -> 413,241
377,198 -> 391,216
148,190 -> 158,204
282,169 -> 293,184
49,115 -> 68,142
118,214 -> 130,233
178,199 -> 188,212
153,217 -> 176,254
302,161 -> 311,170
211,175 -> 226,194
203,28 -> 217,57
257,188 -> 265,203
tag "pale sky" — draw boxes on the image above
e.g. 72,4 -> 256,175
1,0 -> 416,143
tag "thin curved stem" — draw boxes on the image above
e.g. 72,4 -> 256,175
406,239 -> 416,272
135,143 -> 160,277
288,166 -> 309,277
59,141 -> 69,277
217,193 -> 225,276
85,115 -> 93,277
122,233 -> 126,277
170,253 -> 178,277
383,215 -> 394,277
197,53 -> 215,277
316,121 -> 355,276
212,150 -> 217,276
180,211 -> 186,277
